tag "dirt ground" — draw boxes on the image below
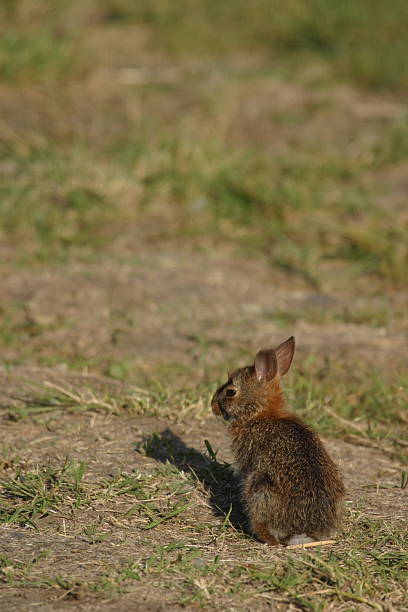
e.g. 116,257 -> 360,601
1,249 -> 407,611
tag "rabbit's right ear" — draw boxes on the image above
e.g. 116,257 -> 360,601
275,336 -> 295,376
254,349 -> 278,381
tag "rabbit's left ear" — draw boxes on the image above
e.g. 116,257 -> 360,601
275,336 -> 295,376
254,349 -> 277,381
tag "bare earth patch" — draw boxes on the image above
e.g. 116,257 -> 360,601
1,250 -> 407,611
1,251 -> 407,374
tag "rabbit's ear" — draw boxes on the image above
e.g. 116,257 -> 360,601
275,336 -> 295,376
254,349 -> 278,381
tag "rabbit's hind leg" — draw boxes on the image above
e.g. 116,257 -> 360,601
252,521 -> 280,546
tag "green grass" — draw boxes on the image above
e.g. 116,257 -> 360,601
92,0 -> 408,91
290,362 -> 408,464
0,460 -> 87,528
1,453 -> 407,609
1,3 -> 408,286
4,1 -> 408,90
1,120 -> 408,286
0,459 -> 194,530
0,27 -> 74,83
0,147 -> 118,261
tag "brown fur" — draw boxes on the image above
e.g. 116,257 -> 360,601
211,337 -> 345,546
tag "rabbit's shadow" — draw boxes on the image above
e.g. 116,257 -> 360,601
137,428 -> 248,532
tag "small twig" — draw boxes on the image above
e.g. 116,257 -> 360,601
286,539 -> 335,550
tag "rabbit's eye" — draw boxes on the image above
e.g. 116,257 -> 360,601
226,388 -> 236,397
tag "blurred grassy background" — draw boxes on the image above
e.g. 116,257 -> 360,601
0,0 -> 407,289
2,1 -> 408,88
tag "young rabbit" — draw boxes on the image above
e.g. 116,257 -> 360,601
211,337 -> 345,546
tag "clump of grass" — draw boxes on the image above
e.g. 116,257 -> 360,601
0,460 -> 87,528
0,28 -> 74,82
4,377 -> 211,422
5,379 -> 152,421
0,146 -> 122,262
0,456 -> 198,533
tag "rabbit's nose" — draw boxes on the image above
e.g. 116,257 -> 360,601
211,397 -> 222,416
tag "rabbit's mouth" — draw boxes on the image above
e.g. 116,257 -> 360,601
220,406 -> 230,421
211,399 -> 230,421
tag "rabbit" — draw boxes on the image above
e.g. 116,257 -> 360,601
211,336 -> 345,546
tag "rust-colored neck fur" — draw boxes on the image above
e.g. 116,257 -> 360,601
260,378 -> 292,419
230,378 -> 292,432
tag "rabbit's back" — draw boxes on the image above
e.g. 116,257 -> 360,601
232,416 -> 344,538
232,416 -> 331,478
